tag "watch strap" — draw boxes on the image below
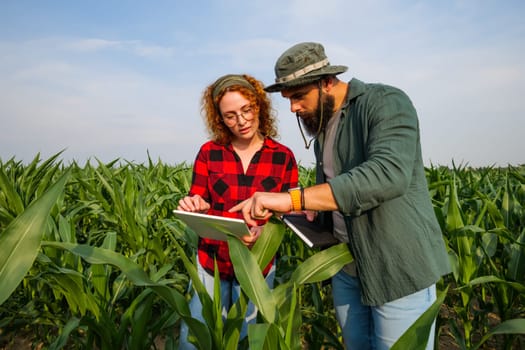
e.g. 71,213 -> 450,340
289,187 -> 302,212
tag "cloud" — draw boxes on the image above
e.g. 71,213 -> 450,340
66,38 -> 121,51
0,37 -> 205,164
0,1 -> 524,167
65,38 -> 176,60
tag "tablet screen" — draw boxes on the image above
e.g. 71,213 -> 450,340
173,209 -> 250,241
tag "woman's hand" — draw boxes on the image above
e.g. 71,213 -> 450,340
177,194 -> 210,213
241,225 -> 263,248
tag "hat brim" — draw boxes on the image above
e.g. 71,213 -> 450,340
264,65 -> 348,93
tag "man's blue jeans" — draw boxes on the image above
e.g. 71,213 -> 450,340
332,270 -> 437,350
178,259 -> 275,349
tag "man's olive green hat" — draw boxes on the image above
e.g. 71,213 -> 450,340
265,42 -> 348,93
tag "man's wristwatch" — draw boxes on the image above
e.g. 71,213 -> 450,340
288,186 -> 304,212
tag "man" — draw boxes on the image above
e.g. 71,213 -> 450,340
230,42 -> 451,349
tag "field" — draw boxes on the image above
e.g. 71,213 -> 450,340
0,153 -> 524,349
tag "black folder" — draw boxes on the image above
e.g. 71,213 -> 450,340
281,214 -> 339,248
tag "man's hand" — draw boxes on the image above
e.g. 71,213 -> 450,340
229,191 -> 292,226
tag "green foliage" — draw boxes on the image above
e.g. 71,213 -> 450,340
0,154 -> 524,349
427,163 -> 525,349
0,169 -> 70,305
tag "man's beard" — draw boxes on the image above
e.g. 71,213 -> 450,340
299,94 -> 335,137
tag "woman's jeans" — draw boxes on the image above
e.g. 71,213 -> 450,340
332,270 -> 437,350
178,259 -> 275,349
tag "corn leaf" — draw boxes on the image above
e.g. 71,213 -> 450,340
0,170 -> 69,305
228,236 -> 277,323
42,240 -> 214,350
290,243 -> 353,284
48,317 -> 81,350
0,167 -> 25,216
508,231 -> 525,282
446,178 -> 464,232
462,275 -> 525,294
473,319 -> 525,350
247,323 -> 286,350
251,218 -> 285,269
391,286 -> 448,350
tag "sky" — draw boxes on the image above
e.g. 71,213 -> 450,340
1,0 -> 524,168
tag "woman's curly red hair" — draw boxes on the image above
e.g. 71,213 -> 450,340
201,74 -> 278,144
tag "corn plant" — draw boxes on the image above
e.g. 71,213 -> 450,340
1,154 -> 192,348
0,170 -> 70,305
0,152 -> 64,229
427,163 -> 525,349
164,216 -> 353,349
2,154 -> 524,349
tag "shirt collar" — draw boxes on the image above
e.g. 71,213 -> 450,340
262,137 -> 279,150
341,78 -> 366,110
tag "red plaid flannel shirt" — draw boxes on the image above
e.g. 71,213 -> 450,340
189,138 -> 298,280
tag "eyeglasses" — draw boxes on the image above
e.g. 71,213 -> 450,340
222,106 -> 255,126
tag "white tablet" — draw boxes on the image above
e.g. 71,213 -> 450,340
173,209 -> 250,241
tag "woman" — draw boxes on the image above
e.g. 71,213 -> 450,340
177,74 -> 298,349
